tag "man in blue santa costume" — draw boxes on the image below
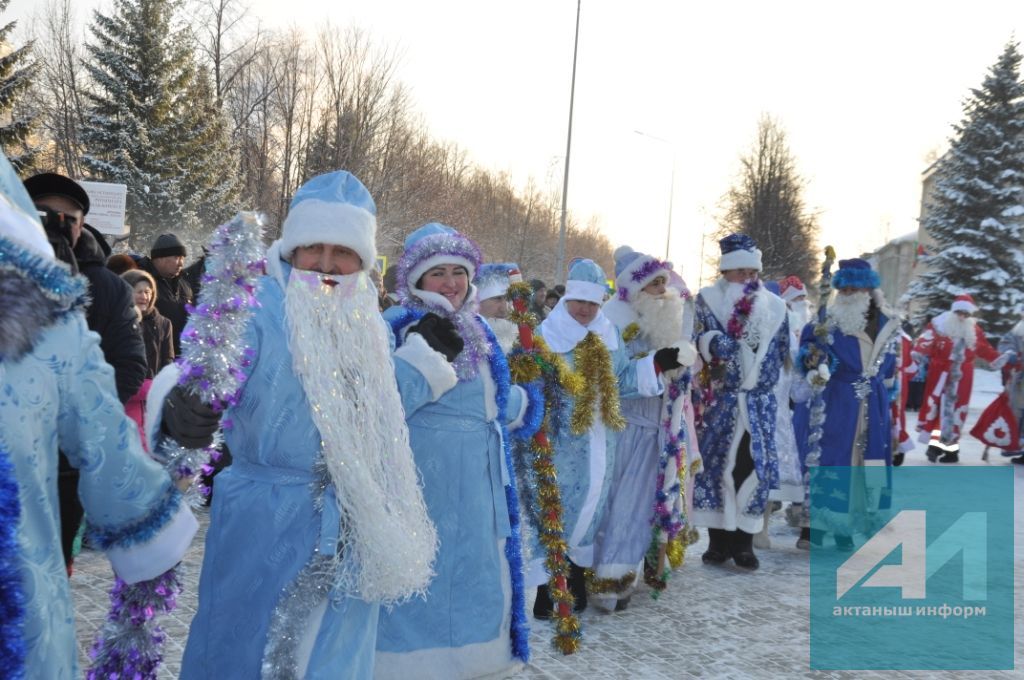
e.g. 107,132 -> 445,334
156,171 -> 440,679
692,234 -> 787,570
797,258 -> 901,550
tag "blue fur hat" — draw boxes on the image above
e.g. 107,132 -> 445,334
718,233 -> 762,272
279,170 -> 377,271
474,262 -> 522,300
564,258 -> 608,304
398,222 -> 482,293
832,258 -> 880,290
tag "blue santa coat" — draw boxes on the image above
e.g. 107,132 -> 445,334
181,265 -> 383,680
375,306 -> 525,680
798,313 -> 899,468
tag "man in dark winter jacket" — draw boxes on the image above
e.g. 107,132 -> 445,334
139,232 -> 193,355
24,172 -> 148,573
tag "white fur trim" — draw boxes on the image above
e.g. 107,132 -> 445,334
407,254 -> 476,291
602,297 -> 638,330
673,340 -> 698,367
781,286 -> 806,303
719,248 -> 762,272
279,199 -> 377,272
107,502 -> 198,584
563,279 -> 607,304
636,353 -> 663,398
698,330 -> 722,363
476,280 -> 508,302
615,255 -> 668,297
506,385 -> 529,430
568,420 -> 607,567
265,240 -> 287,287
394,332 -> 458,401
144,363 -> 182,453
951,299 -> 977,313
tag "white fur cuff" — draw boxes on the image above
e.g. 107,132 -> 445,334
672,340 -> 698,367
506,385 -> 530,430
107,502 -> 198,584
719,248 -> 762,272
636,354 -> 663,398
145,363 -> 182,454
698,331 -> 722,364
395,332 -> 458,401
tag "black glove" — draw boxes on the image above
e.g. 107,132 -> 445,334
409,313 -> 464,362
162,386 -> 220,449
654,347 -> 682,373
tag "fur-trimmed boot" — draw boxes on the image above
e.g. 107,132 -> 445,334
731,530 -> 760,570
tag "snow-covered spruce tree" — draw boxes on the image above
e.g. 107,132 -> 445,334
909,41 -> 1024,337
81,0 -> 238,251
0,0 -> 38,171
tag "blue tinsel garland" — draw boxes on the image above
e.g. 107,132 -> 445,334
483,322 -> 530,663
511,380 -> 545,441
0,442 -> 25,680
86,484 -> 181,550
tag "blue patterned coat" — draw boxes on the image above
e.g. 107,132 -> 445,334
1,242 -> 194,680
692,281 -> 787,533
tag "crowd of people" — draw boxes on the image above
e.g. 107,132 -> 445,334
3,156 -> 1022,679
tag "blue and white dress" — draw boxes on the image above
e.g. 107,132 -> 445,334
376,298 -> 534,680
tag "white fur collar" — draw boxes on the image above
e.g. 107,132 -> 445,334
539,297 -> 619,354
698,278 -> 787,341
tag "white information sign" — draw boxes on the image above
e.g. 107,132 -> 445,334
78,180 -> 128,236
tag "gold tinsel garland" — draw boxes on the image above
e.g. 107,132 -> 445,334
506,281 -> 582,654
621,322 -> 641,344
583,568 -> 636,595
569,332 -> 626,436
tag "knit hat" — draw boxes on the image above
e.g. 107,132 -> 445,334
474,262 -> 522,301
612,245 -> 671,302
779,275 -> 806,302
279,170 -> 377,271
150,232 -> 187,259
831,258 -> 880,290
23,172 -> 91,215
563,258 -> 608,304
399,222 -> 481,293
951,294 -> 977,314
718,233 -> 762,272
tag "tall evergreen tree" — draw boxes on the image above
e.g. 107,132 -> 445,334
909,41 -> 1024,336
716,115 -> 819,287
0,0 -> 37,171
81,0 -> 238,251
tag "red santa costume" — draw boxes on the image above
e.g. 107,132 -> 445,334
912,294 -> 1006,462
891,332 -> 915,465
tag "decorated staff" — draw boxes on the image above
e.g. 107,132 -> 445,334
593,246 -> 699,608
89,212 -> 267,679
506,276 -> 582,653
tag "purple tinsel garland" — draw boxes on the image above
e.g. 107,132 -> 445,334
725,280 -> 760,340
86,569 -> 181,680
0,442 -> 26,680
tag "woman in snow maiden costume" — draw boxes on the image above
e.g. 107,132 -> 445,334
0,153 -> 197,679
692,234 -> 787,571
591,246 -> 698,608
162,171 -> 438,679
532,258 -> 679,614
797,258 -> 900,549
376,223 -> 539,679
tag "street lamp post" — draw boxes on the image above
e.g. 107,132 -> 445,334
556,0 -> 582,284
633,129 -> 675,261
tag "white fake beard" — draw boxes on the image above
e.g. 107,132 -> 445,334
941,313 -> 977,348
788,301 -> 809,333
829,290 -> 870,336
284,269 -> 438,602
633,290 -> 685,348
487,316 -> 520,355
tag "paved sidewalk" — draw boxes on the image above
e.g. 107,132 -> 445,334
71,376 -> 1023,678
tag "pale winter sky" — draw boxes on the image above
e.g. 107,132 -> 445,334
14,0 -> 1024,284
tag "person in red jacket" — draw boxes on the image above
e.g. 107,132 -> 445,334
912,294 -> 1009,462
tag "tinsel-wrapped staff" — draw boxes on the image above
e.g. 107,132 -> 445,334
89,212 -> 266,680
506,278 -> 583,655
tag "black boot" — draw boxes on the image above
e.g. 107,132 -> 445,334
796,527 -> 812,550
568,561 -> 588,613
702,528 -> 730,565
730,530 -> 759,570
938,446 -> 959,463
533,584 -> 553,620
925,444 -> 943,462
834,534 -> 855,552
892,451 -> 905,466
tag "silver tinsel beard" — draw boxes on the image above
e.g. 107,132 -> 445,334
283,269 -> 437,602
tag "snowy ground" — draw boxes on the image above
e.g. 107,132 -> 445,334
71,370 -> 1024,678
